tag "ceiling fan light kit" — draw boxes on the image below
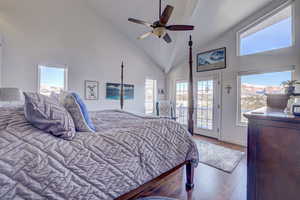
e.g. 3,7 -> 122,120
128,0 -> 194,43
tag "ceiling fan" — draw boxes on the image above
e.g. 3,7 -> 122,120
128,0 -> 194,43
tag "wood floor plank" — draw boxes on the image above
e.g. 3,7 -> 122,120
138,136 -> 247,200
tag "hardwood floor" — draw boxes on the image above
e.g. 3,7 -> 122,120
140,136 -> 247,200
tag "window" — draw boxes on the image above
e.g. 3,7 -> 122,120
197,80 -> 214,130
238,70 -> 292,124
175,81 -> 188,125
238,3 -> 293,56
38,65 -> 68,96
145,79 -> 157,114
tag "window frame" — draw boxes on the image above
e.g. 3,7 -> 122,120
144,78 -> 157,115
236,1 -> 295,56
236,67 -> 295,126
37,64 -> 68,95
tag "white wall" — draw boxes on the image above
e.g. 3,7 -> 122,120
167,0 -> 300,146
0,0 -> 165,113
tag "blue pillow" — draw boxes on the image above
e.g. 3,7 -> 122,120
64,92 -> 96,132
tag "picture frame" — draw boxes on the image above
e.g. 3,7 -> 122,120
106,83 -> 134,100
84,80 -> 99,100
196,47 -> 226,72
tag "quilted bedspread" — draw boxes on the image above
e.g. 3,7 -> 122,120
0,107 -> 199,200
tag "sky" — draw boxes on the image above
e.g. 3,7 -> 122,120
40,66 -> 65,87
240,14 -> 292,86
241,71 -> 292,86
240,17 -> 292,56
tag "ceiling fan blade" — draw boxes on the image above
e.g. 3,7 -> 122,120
166,25 -> 194,31
138,32 -> 152,40
159,5 -> 174,25
163,33 -> 172,43
128,18 -> 153,28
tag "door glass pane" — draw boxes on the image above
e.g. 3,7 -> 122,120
176,82 -> 188,125
145,79 -> 157,114
197,80 -> 214,130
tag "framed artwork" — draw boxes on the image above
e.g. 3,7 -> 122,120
85,80 -> 99,100
106,83 -> 134,100
197,47 -> 226,72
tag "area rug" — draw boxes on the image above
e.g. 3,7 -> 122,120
194,139 -> 245,173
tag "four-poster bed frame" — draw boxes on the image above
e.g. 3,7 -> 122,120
188,35 -> 194,135
120,61 -> 124,110
117,35 -> 195,199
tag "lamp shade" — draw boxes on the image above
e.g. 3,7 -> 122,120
0,88 -> 21,102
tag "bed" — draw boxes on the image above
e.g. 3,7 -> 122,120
0,107 -> 199,199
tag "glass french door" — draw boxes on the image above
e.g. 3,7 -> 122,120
195,75 -> 220,138
175,81 -> 188,125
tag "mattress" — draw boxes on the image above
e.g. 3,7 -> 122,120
0,107 -> 199,200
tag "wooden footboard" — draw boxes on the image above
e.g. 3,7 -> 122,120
116,161 -> 195,200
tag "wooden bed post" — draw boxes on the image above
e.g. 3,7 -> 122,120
188,35 -> 194,135
120,62 -> 124,110
186,36 -> 195,191
186,161 -> 195,190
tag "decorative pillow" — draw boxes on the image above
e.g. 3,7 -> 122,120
50,91 -> 70,105
23,92 -> 76,140
64,92 -> 96,132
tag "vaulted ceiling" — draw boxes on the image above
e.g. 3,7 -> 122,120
87,0 -> 273,73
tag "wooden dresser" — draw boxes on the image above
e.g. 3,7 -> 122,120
244,108 -> 300,200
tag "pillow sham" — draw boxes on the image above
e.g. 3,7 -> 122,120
64,92 -> 96,132
23,92 -> 76,140
50,91 -> 70,105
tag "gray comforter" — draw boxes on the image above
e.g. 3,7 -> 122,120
0,107 -> 199,200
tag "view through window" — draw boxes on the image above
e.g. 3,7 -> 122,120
197,80 -> 214,130
239,71 -> 292,123
239,4 -> 292,56
175,81 -> 188,125
38,65 -> 67,96
145,79 -> 157,114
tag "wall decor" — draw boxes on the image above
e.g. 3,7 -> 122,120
85,80 -> 99,100
197,47 -> 226,72
225,84 -> 232,94
106,83 -> 134,100
158,88 -> 165,95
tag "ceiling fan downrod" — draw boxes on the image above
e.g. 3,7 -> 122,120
159,0 -> 162,18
